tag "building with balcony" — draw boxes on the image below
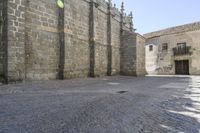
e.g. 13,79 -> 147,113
144,22 -> 200,75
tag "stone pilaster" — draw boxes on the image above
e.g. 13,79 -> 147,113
1,0 -> 8,83
89,0 -> 97,77
107,0 -> 112,76
58,1 -> 65,80
120,2 -> 124,74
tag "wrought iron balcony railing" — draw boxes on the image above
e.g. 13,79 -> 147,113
173,46 -> 192,56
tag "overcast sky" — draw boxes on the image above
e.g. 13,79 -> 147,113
112,0 -> 200,34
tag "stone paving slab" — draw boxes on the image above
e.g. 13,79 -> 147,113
0,76 -> 200,133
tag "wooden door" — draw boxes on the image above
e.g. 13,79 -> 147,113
175,60 -> 189,75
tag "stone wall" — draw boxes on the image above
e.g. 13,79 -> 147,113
94,0 -> 108,76
136,34 -> 146,76
145,43 -> 159,75
145,22 -> 200,75
1,0 -> 141,82
64,0 -> 90,79
121,31 -> 146,76
24,0 -> 60,80
121,31 -> 136,75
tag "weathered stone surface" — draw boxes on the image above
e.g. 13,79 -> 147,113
144,22 -> 200,75
6,0 -> 26,82
1,0 -> 144,82
136,34 -> 146,76
121,31 -> 137,76
24,0 -> 60,80
111,12 -> 121,75
121,31 -> 146,76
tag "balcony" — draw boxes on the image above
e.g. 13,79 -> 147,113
173,46 -> 192,56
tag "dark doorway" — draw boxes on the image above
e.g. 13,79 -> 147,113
175,60 -> 189,75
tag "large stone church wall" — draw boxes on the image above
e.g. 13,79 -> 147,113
1,0 -> 141,82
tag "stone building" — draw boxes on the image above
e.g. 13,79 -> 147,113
0,0 -> 146,83
144,22 -> 200,75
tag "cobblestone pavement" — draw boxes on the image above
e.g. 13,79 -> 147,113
0,76 -> 200,133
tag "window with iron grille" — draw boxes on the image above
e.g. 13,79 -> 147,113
173,42 -> 191,56
177,42 -> 186,49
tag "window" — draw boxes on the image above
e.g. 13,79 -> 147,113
162,43 -> 168,51
177,42 -> 186,48
177,43 -> 186,51
149,45 -> 153,51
